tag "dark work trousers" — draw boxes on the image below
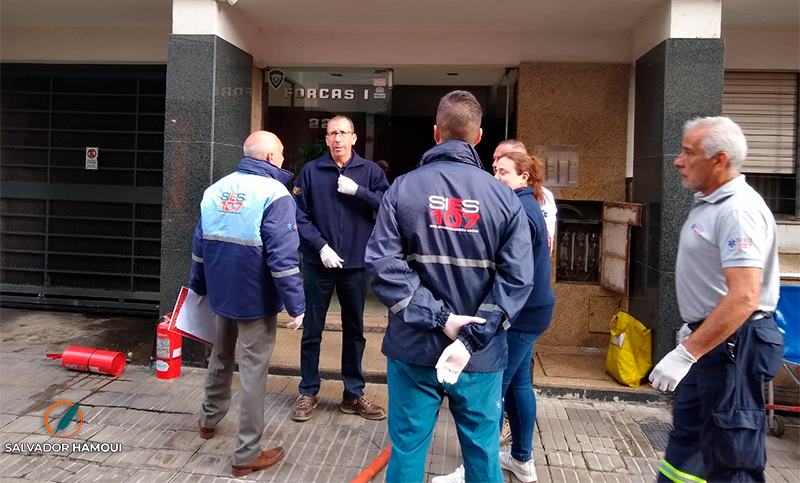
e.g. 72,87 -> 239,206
299,264 -> 367,400
657,315 -> 784,483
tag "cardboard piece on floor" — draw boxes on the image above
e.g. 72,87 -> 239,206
168,286 -> 215,345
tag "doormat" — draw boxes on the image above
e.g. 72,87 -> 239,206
536,353 -> 610,380
639,422 -> 673,452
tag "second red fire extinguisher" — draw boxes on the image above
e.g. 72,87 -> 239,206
155,313 -> 182,379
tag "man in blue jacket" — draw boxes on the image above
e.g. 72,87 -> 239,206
365,91 -> 534,483
291,116 -> 390,422
188,131 -> 305,478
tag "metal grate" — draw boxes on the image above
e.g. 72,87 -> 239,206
639,422 -> 673,452
0,64 -> 166,313
1,233 -> 46,252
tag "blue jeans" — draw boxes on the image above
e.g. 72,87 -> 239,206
501,330 -> 541,462
299,264 -> 367,400
386,358 -> 504,483
658,316 -> 784,483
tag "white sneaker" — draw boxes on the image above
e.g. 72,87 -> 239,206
431,464 -> 465,483
499,451 -> 537,482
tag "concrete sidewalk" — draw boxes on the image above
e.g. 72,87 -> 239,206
0,348 -> 798,483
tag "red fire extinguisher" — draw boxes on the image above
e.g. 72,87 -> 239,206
155,313 -> 182,379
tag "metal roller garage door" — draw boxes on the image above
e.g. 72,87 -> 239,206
1,64 -> 166,313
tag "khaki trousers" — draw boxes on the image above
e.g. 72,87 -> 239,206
200,314 -> 277,466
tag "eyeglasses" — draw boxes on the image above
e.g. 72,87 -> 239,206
326,131 -> 353,138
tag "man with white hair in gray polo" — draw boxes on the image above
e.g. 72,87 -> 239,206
650,116 -> 784,483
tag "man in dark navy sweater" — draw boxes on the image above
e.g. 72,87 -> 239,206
290,115 -> 390,422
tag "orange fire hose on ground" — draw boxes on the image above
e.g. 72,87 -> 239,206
351,444 -> 391,483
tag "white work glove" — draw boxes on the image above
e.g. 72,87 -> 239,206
649,344 -> 697,392
677,323 -> 692,346
436,339 -> 471,385
319,244 -> 344,269
443,314 -> 486,340
287,313 -> 305,331
337,175 -> 359,196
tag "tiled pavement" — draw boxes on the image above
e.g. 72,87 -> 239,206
0,351 -> 798,483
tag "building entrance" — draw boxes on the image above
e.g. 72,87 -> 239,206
263,67 -> 516,179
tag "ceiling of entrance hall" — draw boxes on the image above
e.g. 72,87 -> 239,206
239,0 -> 798,32
0,0 -> 796,31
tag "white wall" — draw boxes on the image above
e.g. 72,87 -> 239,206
632,0 -> 722,61
724,30 -> 800,71
0,26 -> 169,63
215,5 -> 262,59
670,0 -> 721,39
171,0 -> 262,58
632,0 -> 672,61
778,223 -> 800,254
172,0 -> 215,35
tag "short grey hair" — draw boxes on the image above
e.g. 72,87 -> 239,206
328,115 -> 355,133
683,116 -> 748,171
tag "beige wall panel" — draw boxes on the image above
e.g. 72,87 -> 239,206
518,62 -> 629,348
588,296 -> 622,334
539,283 -> 618,348
517,63 -> 629,202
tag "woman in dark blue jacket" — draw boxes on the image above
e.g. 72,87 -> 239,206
493,151 -> 556,483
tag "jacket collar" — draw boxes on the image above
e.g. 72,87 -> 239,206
514,186 -> 534,199
416,140 -> 485,170
694,174 -> 746,204
236,156 -> 293,184
317,151 -> 367,169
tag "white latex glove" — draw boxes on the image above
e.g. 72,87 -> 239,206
287,313 -> 305,331
319,244 -> 344,269
649,344 -> 697,392
443,314 -> 486,340
677,323 -> 692,346
436,339 -> 471,385
337,175 -> 359,196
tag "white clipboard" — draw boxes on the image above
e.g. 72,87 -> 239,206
168,286 -> 216,345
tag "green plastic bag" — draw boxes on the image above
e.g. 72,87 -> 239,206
606,311 -> 652,388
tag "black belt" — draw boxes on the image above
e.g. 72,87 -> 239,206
686,310 -> 772,332
686,310 -> 773,362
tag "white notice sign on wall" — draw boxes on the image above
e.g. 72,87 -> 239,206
85,147 -> 99,170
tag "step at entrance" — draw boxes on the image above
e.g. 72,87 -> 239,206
269,326 -> 387,383
231,292 -> 389,381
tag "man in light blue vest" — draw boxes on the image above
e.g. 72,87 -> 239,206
188,131 -> 305,478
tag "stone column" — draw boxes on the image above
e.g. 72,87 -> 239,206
161,34 -> 253,365
628,0 -> 725,361
628,39 -> 725,361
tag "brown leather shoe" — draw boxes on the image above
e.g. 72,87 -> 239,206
198,419 -> 215,440
231,447 -> 284,477
291,395 -> 318,422
340,396 -> 387,420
